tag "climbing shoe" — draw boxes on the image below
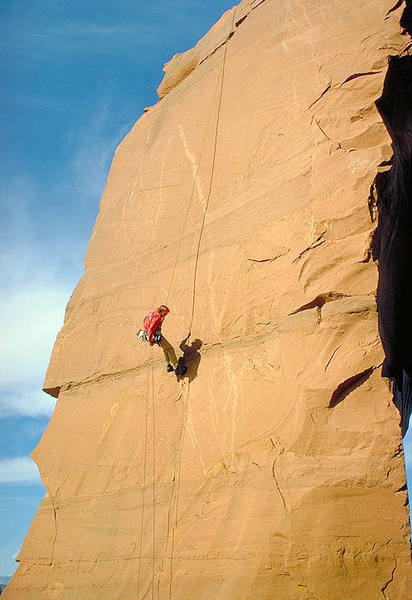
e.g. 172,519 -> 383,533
166,364 -> 174,373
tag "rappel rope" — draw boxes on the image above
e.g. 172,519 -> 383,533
186,15 -> 235,340
151,352 -> 156,598
164,72 -> 220,305
166,13 -> 236,338
136,351 -> 152,600
167,13 -> 236,600
137,11 -> 235,599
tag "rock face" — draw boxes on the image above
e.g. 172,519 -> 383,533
5,1 -> 412,598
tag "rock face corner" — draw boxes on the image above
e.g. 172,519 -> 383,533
4,0 -> 412,598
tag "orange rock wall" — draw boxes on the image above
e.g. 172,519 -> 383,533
5,0 -> 412,598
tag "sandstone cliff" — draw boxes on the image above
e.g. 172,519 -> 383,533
4,1 -> 412,598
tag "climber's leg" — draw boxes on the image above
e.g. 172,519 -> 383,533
159,336 -> 177,370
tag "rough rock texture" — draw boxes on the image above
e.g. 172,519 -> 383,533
5,0 -> 412,598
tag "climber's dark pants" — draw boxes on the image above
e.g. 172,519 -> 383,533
158,336 -> 177,368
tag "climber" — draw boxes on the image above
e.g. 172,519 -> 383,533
137,305 -> 179,373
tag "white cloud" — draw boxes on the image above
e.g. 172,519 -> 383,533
0,285 -> 68,387
0,387 -> 56,419
0,457 -> 41,484
0,262 -> 70,417
0,105 -> 127,421
0,174 -> 81,418
69,100 -> 130,203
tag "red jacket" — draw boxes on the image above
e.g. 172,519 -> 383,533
143,311 -> 164,342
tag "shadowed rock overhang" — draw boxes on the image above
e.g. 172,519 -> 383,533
374,1 -> 412,435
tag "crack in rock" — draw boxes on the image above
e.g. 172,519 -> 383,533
307,83 -> 332,110
381,561 -> 397,599
340,70 -> 382,87
289,292 -> 348,316
248,250 -> 289,263
272,456 -> 288,512
386,1 -> 404,18
293,233 -> 327,262
329,367 -> 375,408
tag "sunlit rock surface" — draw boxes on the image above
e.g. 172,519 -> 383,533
5,0 -> 412,598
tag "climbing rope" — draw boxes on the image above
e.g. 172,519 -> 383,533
166,12 -> 236,322
151,352 -> 156,598
137,12 -> 236,599
167,384 -> 190,600
167,14 -> 236,599
48,494 -> 57,566
165,73 -> 221,304
187,13 -> 236,338
136,355 -> 152,599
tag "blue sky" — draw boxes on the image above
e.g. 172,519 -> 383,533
1,0 -> 411,579
0,0 -> 236,576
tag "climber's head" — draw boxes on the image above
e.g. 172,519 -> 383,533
158,305 -> 170,317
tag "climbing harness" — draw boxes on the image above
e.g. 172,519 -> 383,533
137,329 -> 162,345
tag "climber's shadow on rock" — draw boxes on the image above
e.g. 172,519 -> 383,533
176,335 -> 202,382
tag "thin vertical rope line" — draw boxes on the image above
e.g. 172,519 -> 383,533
165,72 -> 221,304
136,363 -> 151,599
168,383 -> 190,600
168,20 -> 236,599
188,13 -> 236,337
151,348 -> 156,599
